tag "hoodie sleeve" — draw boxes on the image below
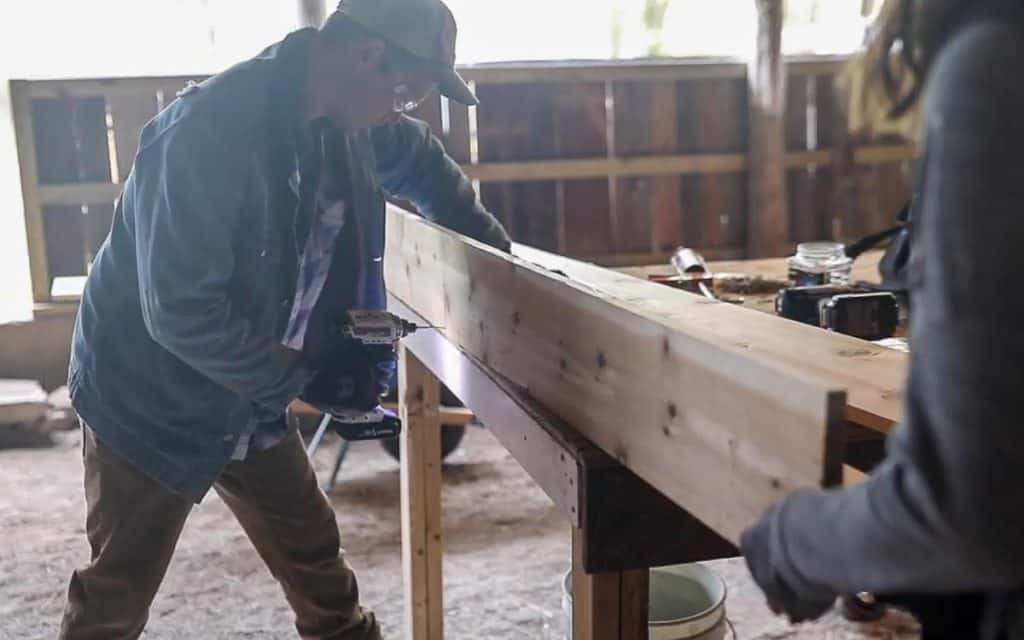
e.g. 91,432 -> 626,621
370,115 -> 511,251
743,20 -> 1024,601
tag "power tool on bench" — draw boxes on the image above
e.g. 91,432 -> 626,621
308,310 -> 421,442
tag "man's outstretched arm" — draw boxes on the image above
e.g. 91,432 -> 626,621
370,114 -> 511,251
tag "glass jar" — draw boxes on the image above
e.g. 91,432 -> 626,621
786,242 -> 853,286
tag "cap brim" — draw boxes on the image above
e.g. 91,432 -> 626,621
438,68 -> 478,106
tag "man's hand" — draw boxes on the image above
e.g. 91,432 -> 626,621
300,343 -> 396,414
475,214 -> 511,253
740,507 -> 839,624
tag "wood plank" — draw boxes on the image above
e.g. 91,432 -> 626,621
39,182 -> 123,205
0,379 -> 49,425
386,206 -> 846,545
398,345 -> 443,640
24,76 -> 209,99
618,570 -> 650,640
746,0 -> 789,257
290,398 -> 474,426
571,529 -> 650,640
462,59 -> 748,85
10,80 -> 51,302
13,58 -> 845,102
572,528 -> 622,640
579,449 -> 736,571
465,153 -> 747,182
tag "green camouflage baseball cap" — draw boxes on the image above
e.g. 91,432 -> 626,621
336,0 -> 477,106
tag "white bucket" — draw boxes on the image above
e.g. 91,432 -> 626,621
561,563 -> 728,640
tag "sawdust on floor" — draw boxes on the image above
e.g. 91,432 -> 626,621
0,427 -> 917,639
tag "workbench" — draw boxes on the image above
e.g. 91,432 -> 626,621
617,251 -> 891,321
384,207 -> 912,640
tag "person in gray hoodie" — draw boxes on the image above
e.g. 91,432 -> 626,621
741,2 -> 1024,638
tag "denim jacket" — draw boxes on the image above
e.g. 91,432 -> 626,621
68,28 -> 509,500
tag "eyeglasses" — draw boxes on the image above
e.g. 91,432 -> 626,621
393,83 -> 433,114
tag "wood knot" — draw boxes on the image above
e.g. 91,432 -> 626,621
512,311 -> 521,327
662,425 -> 672,437
662,337 -> 671,359
559,358 -> 568,371
667,402 -> 678,419
596,351 -> 607,369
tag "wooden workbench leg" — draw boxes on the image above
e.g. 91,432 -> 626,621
571,528 -> 649,640
399,345 -> 444,640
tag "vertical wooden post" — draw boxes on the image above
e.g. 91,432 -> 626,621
10,81 -> 50,303
746,0 -> 789,258
399,345 -> 444,640
571,528 -> 649,640
298,0 -> 327,28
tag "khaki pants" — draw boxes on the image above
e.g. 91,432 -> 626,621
59,425 -> 380,640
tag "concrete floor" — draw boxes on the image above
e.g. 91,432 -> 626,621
0,426 -> 918,639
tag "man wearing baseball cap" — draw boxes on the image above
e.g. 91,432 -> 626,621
60,1 -> 507,638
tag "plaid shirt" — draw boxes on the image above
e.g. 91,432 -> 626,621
233,123 -> 361,461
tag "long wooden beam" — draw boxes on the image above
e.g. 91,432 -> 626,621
515,245 -> 906,433
385,206 -> 845,545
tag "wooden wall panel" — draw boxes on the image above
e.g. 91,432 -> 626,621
476,83 -> 559,250
677,78 -> 747,252
31,98 -> 78,184
480,182 -> 559,252
42,207 -> 85,278
74,97 -> 112,183
31,96 -> 112,286
563,179 -> 611,256
558,83 -> 610,256
613,81 -> 680,254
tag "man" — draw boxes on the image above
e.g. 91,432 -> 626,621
60,1 -> 509,638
